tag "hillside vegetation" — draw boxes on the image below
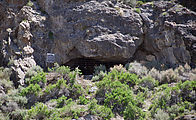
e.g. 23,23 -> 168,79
0,62 -> 195,120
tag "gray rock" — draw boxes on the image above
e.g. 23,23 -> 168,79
0,0 -> 196,86
36,0 -> 143,64
135,1 -> 196,66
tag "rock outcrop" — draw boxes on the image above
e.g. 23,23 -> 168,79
136,1 -> 196,66
0,1 -> 45,86
0,0 -> 196,85
36,0 -> 196,67
36,0 -> 144,64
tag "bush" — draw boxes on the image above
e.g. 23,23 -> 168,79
25,66 -> 43,79
127,61 -> 148,77
0,67 -> 12,80
138,76 -> 159,90
56,66 -> 71,75
124,102 -> 146,120
160,69 -> 179,84
154,109 -> 169,120
79,95 -> 89,105
94,65 -> 106,75
26,72 -> 47,85
96,70 -> 145,119
23,102 -> 55,119
89,99 -> 114,119
21,84 -> 41,96
92,71 -> 106,81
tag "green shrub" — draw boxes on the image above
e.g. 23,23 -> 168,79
70,84 -> 85,99
136,1 -> 144,7
124,102 -> 146,120
89,99 -> 114,119
96,70 -> 145,119
26,1 -> 34,7
56,95 -> 67,108
57,99 -> 86,119
26,72 -> 47,85
21,84 -> 41,96
92,71 -> 106,81
23,103 -> 55,120
79,95 -> 89,105
56,66 -> 70,75
134,8 -> 141,13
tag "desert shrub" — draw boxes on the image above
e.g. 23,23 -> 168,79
56,66 -> 71,75
23,102 -> 57,120
0,67 -> 12,80
148,68 -> 161,82
96,70 -> 145,119
79,95 -> 89,105
92,71 -> 106,81
138,76 -> 159,90
21,84 -> 41,96
25,65 -> 43,78
175,65 -> 185,76
110,64 -> 126,73
56,99 -> 86,119
122,0 -> 137,7
0,79 -> 13,93
127,61 -> 148,77
94,65 -> 106,75
26,72 -> 47,86
154,109 -> 169,120
149,80 -> 196,118
0,88 -> 27,120
160,69 -> 179,84
89,99 -> 114,119
124,102 -> 146,120
69,84 -> 85,99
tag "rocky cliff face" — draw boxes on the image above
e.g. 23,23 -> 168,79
0,0 -> 196,85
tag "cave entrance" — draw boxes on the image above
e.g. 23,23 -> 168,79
64,58 -> 125,75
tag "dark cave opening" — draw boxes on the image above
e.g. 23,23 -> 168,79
64,58 -> 126,75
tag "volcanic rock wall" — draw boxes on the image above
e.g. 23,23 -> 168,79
0,0 -> 196,85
